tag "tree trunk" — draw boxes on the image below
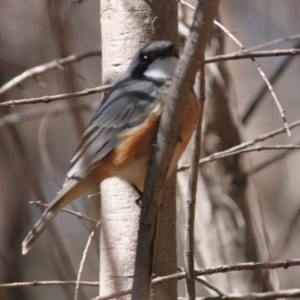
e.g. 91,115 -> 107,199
99,1 -> 178,299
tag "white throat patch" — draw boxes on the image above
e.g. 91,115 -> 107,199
144,56 -> 178,80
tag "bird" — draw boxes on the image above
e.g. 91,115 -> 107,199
22,40 -> 200,255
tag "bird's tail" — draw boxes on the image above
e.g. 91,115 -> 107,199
22,177 -> 94,255
22,197 -> 65,255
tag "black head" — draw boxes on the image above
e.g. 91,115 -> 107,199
126,40 -> 179,79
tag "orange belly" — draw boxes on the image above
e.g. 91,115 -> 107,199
97,91 -> 199,191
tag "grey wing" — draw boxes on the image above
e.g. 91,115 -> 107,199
65,78 -> 165,182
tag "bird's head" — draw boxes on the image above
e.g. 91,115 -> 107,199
128,40 -> 179,80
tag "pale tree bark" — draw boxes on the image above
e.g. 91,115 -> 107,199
177,20 -> 273,294
99,1 -> 178,299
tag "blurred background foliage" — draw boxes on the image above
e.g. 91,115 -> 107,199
0,0 -> 300,299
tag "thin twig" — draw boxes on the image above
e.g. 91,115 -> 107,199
177,0 -> 194,10
0,106 -> 53,129
179,0 -> 300,55
0,85 -> 112,107
244,141 -> 300,177
242,41 -> 300,124
178,145 -> 300,172
29,201 -> 98,224
271,202 -> 300,260
0,50 -> 101,95
205,48 -> 300,64
1,49 -> 300,108
209,119 -> 300,154
248,33 -> 300,51
178,267 -> 224,296
213,20 -> 291,137
0,103 -> 94,129
2,255 -> 300,290
91,258 -> 300,300
200,145 -> 300,162
154,258 -> 300,283
178,0 -> 291,137
75,221 -> 100,300
195,277 -> 224,296
2,259 -> 300,300
178,289 -> 300,300
185,67 -> 205,300
178,118 -> 300,172
3,283 -> 300,300
0,281 -> 99,288
0,94 -> 83,284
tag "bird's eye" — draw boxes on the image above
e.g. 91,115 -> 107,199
141,55 -> 149,63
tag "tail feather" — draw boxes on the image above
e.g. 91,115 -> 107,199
22,199 -> 63,255
22,176 -> 94,255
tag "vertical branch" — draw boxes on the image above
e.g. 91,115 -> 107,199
74,221 -> 100,300
152,175 -> 178,300
184,67 -> 205,299
193,17 -> 273,292
132,1 -> 220,299
213,20 -> 290,137
242,40 -> 300,124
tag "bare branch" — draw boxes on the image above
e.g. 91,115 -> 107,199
132,1 -> 220,299
178,267 -> 224,297
75,221 -> 100,300
3,282 -> 300,300
178,119 -> 300,172
0,103 -> 94,129
199,144 -> 300,162
185,68 -> 205,299
2,258 -> 300,300
205,48 -> 300,64
152,258 -> 300,284
271,202 -> 300,260
29,201 -> 99,224
0,85 -> 112,107
0,50 -> 101,95
178,0 -> 195,10
242,42 -> 300,124
179,0 -> 291,136
178,289 -> 300,300
1,49 -> 299,109
92,258 -> 300,300
213,20 -> 291,137
179,145 -> 300,172
194,277 -> 224,296
0,281 -> 99,288
248,33 -> 300,51
246,143 -> 300,179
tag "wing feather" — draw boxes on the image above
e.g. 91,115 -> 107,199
65,77 -> 166,182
